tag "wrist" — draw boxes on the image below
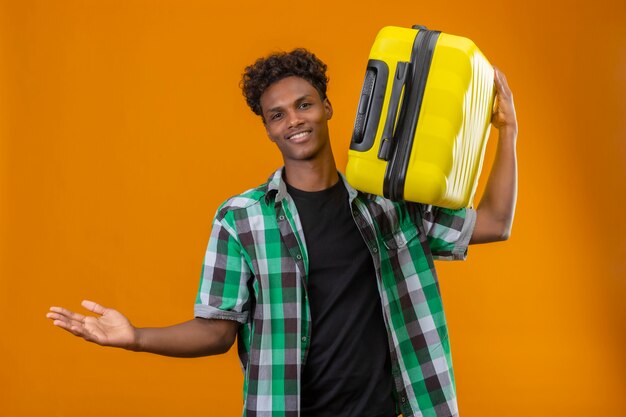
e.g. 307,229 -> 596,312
498,124 -> 518,141
128,327 -> 143,352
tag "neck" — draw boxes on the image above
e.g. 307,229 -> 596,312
283,149 -> 339,192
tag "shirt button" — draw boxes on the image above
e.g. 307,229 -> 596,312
372,247 -> 378,253
278,215 -> 285,220
296,254 -> 302,260
301,336 -> 307,342
401,397 -> 407,403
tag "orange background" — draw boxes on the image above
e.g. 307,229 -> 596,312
1,0 -> 625,416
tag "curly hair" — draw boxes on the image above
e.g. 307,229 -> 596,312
241,48 -> 329,117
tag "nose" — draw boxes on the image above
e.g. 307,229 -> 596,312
286,110 -> 304,128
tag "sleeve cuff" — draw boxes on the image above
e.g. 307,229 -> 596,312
194,304 -> 249,324
451,208 -> 476,260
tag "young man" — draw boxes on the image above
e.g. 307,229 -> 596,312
48,49 -> 517,417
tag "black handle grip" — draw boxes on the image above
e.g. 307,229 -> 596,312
378,61 -> 409,161
350,60 -> 389,153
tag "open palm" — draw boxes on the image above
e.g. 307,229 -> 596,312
47,300 -> 137,349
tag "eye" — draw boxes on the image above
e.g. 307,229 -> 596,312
270,112 -> 283,121
299,102 -> 312,109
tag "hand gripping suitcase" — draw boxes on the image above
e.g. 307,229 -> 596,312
346,25 -> 496,209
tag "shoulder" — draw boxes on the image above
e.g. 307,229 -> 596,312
215,181 -> 270,222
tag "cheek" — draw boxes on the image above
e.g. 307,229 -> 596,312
265,126 -> 279,143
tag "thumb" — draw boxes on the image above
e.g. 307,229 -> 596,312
81,300 -> 108,315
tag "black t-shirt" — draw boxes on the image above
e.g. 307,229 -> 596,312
286,179 -> 397,417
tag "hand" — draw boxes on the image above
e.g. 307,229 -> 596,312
491,67 -> 518,134
47,300 -> 138,350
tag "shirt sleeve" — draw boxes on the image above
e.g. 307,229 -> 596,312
421,205 -> 476,261
194,211 -> 252,323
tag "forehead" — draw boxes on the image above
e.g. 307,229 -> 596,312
260,76 -> 320,112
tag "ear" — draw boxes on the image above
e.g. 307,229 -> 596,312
323,98 -> 333,120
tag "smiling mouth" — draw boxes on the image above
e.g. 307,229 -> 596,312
286,130 -> 311,140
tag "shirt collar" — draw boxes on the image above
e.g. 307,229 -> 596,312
264,168 -> 286,204
264,167 -> 360,204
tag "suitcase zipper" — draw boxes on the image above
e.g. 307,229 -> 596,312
383,28 -> 441,201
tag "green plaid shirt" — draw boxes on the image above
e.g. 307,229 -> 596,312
195,168 -> 475,417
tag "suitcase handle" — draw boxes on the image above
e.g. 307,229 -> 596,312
378,61 -> 409,160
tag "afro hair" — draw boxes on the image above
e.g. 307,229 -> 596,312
240,48 -> 329,117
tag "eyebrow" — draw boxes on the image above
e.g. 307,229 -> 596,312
265,94 -> 314,114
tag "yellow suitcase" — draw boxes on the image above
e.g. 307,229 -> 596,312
346,25 -> 496,209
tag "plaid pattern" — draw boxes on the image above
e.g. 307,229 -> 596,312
195,168 -> 475,417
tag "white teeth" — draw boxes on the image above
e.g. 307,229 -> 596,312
288,131 -> 310,140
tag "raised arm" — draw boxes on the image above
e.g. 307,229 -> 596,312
470,67 -> 518,244
47,300 -> 238,358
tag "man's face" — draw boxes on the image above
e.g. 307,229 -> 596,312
260,76 -> 333,164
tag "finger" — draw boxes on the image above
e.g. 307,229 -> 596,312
494,67 -> 511,96
49,306 -> 86,322
51,318 -> 87,338
81,300 -> 107,315
47,312 -> 85,329
47,312 -> 84,329
47,310 -> 105,343
57,317 -> 104,343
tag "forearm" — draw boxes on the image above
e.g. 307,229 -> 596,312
131,318 -> 238,358
472,126 -> 518,243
